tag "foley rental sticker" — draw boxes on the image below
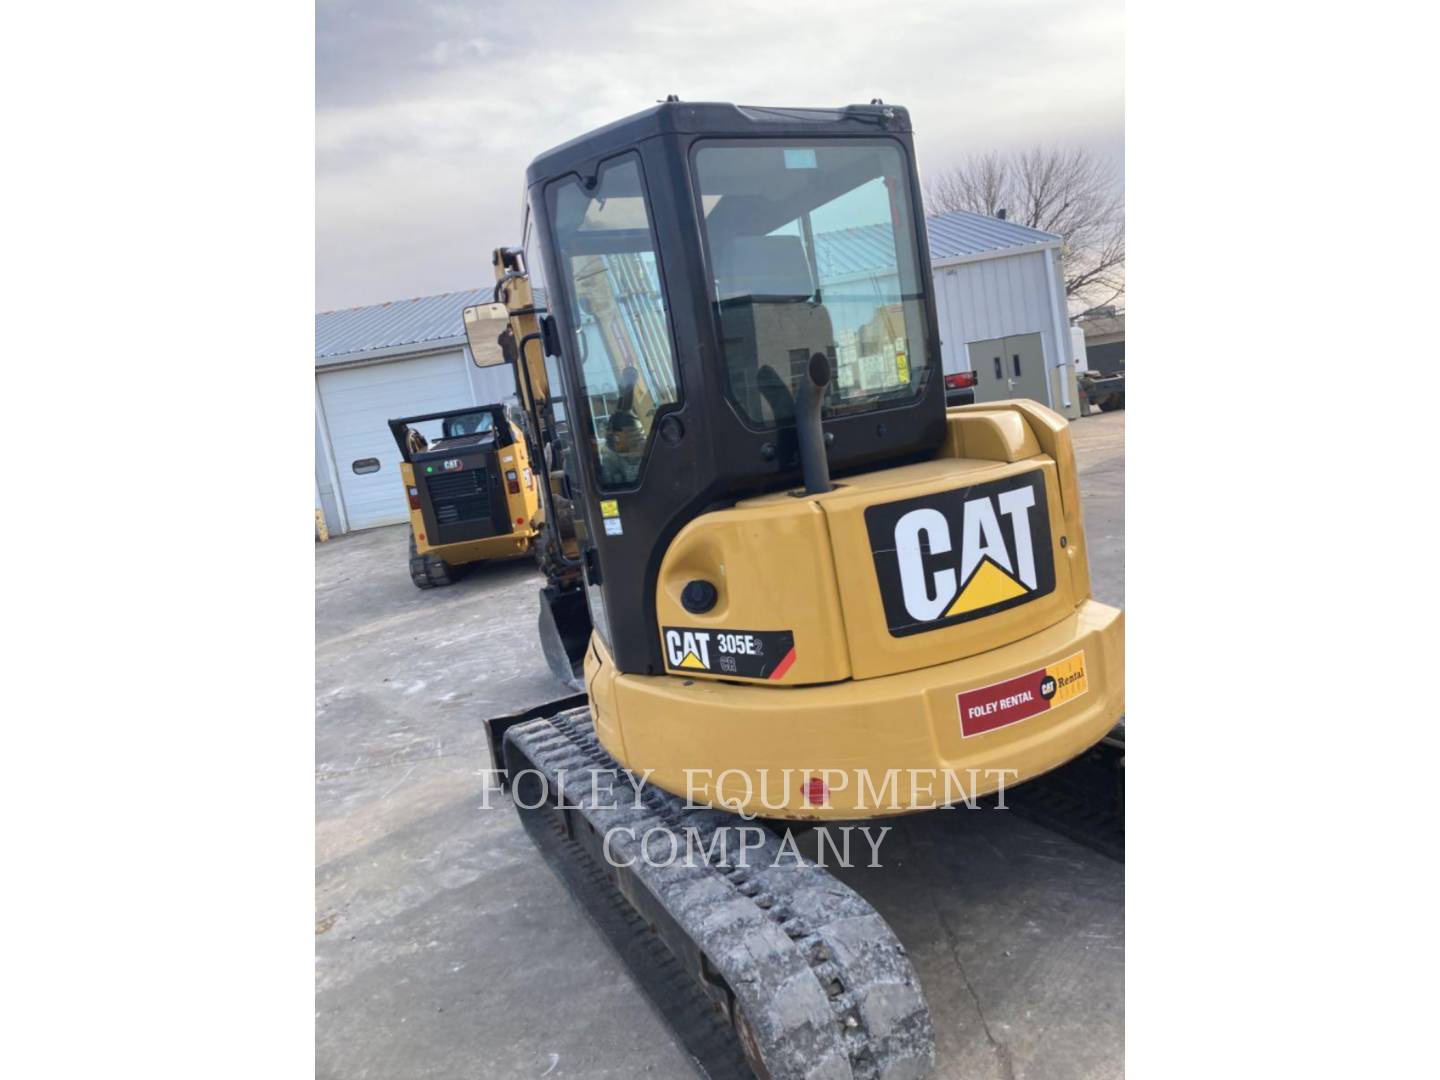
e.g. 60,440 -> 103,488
956,651 -> 1088,738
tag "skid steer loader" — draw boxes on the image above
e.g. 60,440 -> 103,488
388,401 -> 541,588
464,100 -> 1125,1079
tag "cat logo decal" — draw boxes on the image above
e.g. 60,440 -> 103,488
865,470 -> 1055,637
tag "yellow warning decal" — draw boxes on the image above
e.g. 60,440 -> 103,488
600,499 -> 619,518
945,558 -> 1028,617
895,351 -> 910,384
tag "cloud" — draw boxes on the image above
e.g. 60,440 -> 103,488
316,0 -> 1122,310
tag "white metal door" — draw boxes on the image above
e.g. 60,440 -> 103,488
317,351 -> 475,531
967,333 -> 1048,405
1004,333 -> 1049,404
967,337 -> 1008,403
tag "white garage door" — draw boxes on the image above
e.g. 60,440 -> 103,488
317,350 -> 515,531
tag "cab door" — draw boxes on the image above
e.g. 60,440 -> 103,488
538,152 -> 685,666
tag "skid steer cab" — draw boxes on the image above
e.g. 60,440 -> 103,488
387,404 -> 541,589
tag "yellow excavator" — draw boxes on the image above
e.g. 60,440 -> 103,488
465,100 -> 1124,1079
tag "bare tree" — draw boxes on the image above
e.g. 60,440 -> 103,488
924,147 -> 1125,313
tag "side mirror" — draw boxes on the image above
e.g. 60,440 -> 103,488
463,303 -> 510,368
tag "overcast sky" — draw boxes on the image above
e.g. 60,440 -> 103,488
316,0 -> 1123,312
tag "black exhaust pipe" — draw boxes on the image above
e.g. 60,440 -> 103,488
796,351 -> 833,495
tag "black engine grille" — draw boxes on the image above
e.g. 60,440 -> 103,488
425,469 -> 491,526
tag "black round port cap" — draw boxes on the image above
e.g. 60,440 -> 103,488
659,414 -> 684,445
681,579 -> 718,614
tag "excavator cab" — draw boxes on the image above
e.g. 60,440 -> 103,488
513,102 -> 948,682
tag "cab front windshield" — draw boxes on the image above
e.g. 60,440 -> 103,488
693,141 -> 931,426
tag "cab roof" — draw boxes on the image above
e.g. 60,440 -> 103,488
525,101 -> 913,189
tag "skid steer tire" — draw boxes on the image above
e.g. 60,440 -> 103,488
1099,392 -> 1125,412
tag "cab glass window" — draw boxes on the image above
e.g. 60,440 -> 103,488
693,141 -> 931,426
547,155 -> 679,490
440,411 -> 495,439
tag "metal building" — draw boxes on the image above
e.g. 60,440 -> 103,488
925,210 -> 1081,418
315,288 -> 523,535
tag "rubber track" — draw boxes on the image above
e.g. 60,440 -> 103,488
519,796 -> 754,1078
506,709 -> 935,1080
1003,729 -> 1125,861
408,532 -> 451,589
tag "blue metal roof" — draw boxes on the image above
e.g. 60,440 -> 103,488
315,286 -> 548,365
316,211 -> 1049,364
815,224 -> 898,280
925,209 -> 1059,262
815,210 -> 1059,280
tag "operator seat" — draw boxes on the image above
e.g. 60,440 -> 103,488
714,234 -> 835,423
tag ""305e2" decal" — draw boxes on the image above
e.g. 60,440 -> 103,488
662,627 -> 797,680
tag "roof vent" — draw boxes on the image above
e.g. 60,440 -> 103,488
997,208 -> 1007,220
